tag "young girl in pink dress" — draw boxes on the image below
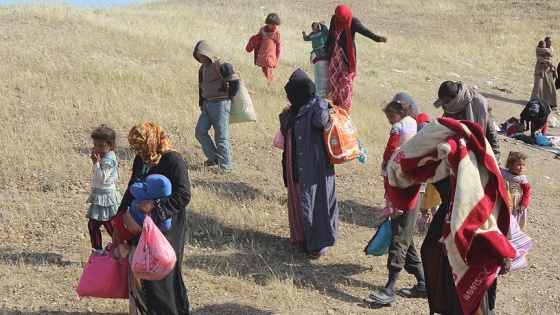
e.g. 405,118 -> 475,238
255,13 -> 281,84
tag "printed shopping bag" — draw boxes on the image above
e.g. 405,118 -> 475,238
76,242 -> 129,299
324,103 -> 362,164
364,218 -> 392,256
132,215 -> 177,281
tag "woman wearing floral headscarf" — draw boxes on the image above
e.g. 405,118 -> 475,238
116,123 -> 191,315
324,4 -> 387,111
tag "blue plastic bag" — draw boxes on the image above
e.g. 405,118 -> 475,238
535,133 -> 552,147
364,218 -> 392,256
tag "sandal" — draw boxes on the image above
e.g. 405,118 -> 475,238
310,247 -> 330,258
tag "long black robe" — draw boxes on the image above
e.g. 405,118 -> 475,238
118,151 -> 191,315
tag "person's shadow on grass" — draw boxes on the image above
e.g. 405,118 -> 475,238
186,211 -> 379,308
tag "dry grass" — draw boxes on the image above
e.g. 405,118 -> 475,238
1,0 -> 560,314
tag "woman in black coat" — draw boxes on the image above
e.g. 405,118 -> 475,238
117,123 -> 191,315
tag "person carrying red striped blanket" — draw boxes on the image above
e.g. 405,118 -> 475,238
385,117 -> 516,315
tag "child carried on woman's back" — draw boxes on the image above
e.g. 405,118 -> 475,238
379,101 -> 417,219
125,174 -> 173,234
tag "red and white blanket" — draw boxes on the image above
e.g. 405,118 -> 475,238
386,117 -> 516,315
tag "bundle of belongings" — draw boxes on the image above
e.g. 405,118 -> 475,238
500,117 -> 524,136
385,117 -> 516,315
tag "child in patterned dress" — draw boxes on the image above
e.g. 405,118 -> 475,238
500,151 -> 531,232
86,125 -> 121,251
500,151 -> 531,231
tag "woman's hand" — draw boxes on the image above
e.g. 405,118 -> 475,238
137,200 -> 156,214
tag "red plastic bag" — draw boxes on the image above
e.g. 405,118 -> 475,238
131,215 -> 177,281
324,103 -> 361,164
76,242 -> 129,299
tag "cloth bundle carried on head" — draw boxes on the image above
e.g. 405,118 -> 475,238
385,117 -> 516,315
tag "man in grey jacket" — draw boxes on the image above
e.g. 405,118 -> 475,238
193,40 -> 239,173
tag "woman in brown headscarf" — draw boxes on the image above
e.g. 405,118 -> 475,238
116,123 -> 191,315
324,4 -> 387,111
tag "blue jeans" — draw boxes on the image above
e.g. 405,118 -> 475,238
195,99 -> 232,170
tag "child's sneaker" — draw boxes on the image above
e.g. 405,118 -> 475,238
379,206 -> 394,220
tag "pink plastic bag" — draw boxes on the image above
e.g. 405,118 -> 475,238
76,242 -> 129,299
132,215 -> 177,281
272,127 -> 284,149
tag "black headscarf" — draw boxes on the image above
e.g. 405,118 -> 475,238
281,68 -> 316,134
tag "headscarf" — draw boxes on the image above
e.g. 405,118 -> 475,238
334,4 -> 356,73
434,82 -> 487,128
284,68 -> 316,112
128,123 -> 176,166
281,68 -> 316,134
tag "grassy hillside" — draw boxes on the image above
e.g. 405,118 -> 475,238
1,0 -> 559,314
